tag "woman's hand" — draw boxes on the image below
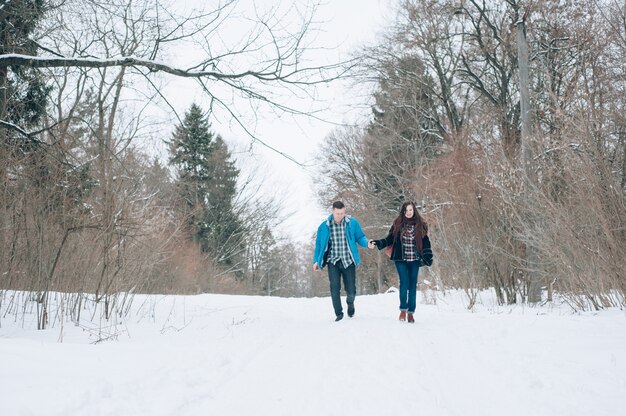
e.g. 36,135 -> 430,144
368,240 -> 377,249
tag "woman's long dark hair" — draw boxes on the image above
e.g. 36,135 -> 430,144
392,202 -> 428,251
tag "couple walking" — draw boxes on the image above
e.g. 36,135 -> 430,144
313,201 -> 433,322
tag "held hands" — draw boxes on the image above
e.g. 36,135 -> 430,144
368,240 -> 377,249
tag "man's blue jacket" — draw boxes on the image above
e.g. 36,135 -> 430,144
313,214 -> 369,269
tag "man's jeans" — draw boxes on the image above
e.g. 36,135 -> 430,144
327,260 -> 356,317
395,260 -> 420,313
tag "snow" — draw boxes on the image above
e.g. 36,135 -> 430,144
1,290 -> 625,416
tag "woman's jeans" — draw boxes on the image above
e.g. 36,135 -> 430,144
327,260 -> 356,316
394,260 -> 420,313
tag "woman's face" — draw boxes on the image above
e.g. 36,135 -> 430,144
404,204 -> 414,219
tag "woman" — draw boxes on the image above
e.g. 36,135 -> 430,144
368,202 -> 432,323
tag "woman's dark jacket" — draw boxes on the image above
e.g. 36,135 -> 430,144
374,224 -> 433,266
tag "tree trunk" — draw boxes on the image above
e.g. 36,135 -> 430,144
517,15 -> 542,304
0,64 -> 7,275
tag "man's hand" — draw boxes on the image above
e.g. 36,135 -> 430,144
368,240 -> 377,249
313,262 -> 320,271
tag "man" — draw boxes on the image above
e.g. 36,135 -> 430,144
313,201 -> 370,321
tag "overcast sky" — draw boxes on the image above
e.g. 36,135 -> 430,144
146,0 -> 393,244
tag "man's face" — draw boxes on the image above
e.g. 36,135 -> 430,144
332,208 -> 345,224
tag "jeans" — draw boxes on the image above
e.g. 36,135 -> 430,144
395,260 -> 420,313
327,260 -> 356,316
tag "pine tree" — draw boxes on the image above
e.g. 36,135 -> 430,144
168,103 -> 244,268
1,0 -> 51,142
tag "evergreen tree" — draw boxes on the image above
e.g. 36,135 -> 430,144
1,0 -> 51,144
364,52 -> 443,209
168,103 -> 244,268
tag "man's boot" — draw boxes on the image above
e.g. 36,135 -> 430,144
399,311 -> 406,321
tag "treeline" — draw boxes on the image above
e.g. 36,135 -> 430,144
316,0 -> 625,310
1,0 -> 624,331
0,0 -> 317,329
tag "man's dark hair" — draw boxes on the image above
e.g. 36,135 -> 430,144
332,201 -> 345,210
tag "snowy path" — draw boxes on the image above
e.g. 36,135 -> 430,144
1,291 -> 625,416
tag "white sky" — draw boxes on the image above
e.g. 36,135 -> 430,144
148,0 -> 393,243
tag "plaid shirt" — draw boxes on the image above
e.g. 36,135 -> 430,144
327,218 -> 353,267
401,224 -> 418,262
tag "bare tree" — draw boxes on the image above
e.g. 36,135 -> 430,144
313,0 -> 626,309
1,0 -> 351,328
1,0 -> 353,151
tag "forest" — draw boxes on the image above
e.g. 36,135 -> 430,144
0,0 -> 624,330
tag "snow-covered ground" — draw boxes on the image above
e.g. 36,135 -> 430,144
1,290 -> 625,416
